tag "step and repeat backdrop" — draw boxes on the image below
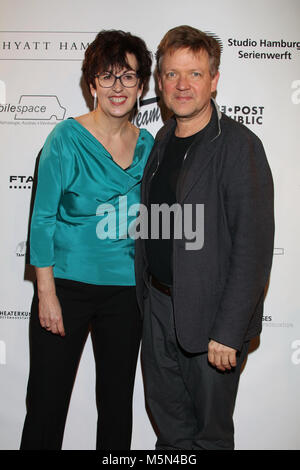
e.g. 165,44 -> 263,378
0,0 -> 299,450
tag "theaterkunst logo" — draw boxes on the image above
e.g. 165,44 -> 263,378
0,95 -> 66,123
0,310 -> 30,320
96,197 -> 205,251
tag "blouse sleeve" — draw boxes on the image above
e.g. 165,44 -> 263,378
29,130 -> 63,267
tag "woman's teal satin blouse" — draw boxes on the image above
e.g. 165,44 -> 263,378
30,118 -> 154,285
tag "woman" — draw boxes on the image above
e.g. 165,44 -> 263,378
20,30 -> 153,450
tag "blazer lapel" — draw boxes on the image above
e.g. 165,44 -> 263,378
176,103 -> 221,203
143,101 -> 222,205
176,138 -> 218,203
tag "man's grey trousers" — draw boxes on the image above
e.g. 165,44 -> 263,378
141,283 -> 249,450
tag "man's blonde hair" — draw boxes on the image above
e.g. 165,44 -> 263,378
156,25 -> 221,77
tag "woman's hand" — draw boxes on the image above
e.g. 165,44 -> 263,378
38,291 -> 65,336
35,266 -> 65,336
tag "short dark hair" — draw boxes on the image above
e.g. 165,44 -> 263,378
156,25 -> 221,77
82,30 -> 152,93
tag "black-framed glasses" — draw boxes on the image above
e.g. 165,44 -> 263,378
95,71 -> 139,88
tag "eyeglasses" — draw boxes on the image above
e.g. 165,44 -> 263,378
95,71 -> 139,88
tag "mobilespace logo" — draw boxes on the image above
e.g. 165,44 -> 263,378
0,95 -> 66,121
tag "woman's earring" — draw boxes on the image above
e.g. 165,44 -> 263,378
136,95 -> 141,113
93,92 -> 97,111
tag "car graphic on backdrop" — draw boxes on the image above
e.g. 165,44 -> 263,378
14,95 -> 66,120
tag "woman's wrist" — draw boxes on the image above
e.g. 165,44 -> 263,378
35,266 -> 56,296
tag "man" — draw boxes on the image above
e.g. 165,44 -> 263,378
135,25 -> 274,450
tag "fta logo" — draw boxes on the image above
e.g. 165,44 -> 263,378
9,175 -> 33,190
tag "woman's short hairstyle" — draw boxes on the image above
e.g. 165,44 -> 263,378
82,30 -> 152,92
156,25 -> 221,77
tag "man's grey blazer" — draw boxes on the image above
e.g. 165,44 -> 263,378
135,100 -> 274,353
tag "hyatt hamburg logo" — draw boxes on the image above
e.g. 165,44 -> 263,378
0,31 -> 95,60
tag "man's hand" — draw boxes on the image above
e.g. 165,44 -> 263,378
208,340 -> 237,371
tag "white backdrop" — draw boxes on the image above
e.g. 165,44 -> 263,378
0,0 -> 299,450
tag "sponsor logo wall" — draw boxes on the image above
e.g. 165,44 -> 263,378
0,0 -> 299,450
